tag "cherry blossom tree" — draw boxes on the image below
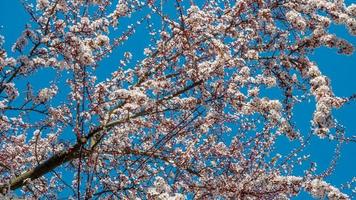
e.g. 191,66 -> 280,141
0,0 -> 355,199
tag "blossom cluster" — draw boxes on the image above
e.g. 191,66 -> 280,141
286,10 -> 307,31
147,177 -> 185,200
305,179 -> 349,200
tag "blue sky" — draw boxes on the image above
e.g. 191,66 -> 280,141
0,0 -> 355,199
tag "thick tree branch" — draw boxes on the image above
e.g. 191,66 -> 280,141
0,143 -> 81,193
0,80 -> 204,194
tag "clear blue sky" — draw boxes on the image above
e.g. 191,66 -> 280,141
0,0 -> 355,199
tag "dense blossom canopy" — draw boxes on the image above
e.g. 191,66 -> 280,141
0,0 -> 355,199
